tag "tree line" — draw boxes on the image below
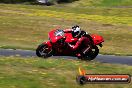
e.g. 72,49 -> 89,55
0,0 -> 78,4
0,0 -> 36,3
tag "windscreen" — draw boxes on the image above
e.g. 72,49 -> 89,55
54,30 -> 64,36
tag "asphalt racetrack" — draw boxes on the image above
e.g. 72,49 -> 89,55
0,49 -> 132,65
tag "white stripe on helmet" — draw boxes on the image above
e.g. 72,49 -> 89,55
73,27 -> 81,32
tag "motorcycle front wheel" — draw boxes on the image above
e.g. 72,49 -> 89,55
36,44 -> 52,58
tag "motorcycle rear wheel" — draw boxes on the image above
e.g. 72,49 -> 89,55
83,46 -> 99,60
36,44 -> 52,58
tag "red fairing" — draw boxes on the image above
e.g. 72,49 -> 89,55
48,29 -> 63,43
43,41 -> 52,47
90,34 -> 104,45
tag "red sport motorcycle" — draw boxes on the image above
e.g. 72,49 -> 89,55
36,28 -> 104,60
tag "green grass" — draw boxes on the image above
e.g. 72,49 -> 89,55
0,4 -> 132,55
96,0 -> 132,7
0,56 -> 132,88
66,0 -> 132,7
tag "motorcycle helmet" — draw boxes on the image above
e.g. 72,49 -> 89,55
72,25 -> 81,37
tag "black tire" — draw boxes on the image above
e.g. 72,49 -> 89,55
36,44 -> 52,58
76,76 -> 87,85
83,46 -> 99,60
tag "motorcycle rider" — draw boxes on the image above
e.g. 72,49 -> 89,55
64,25 -> 88,38
64,25 -> 93,57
